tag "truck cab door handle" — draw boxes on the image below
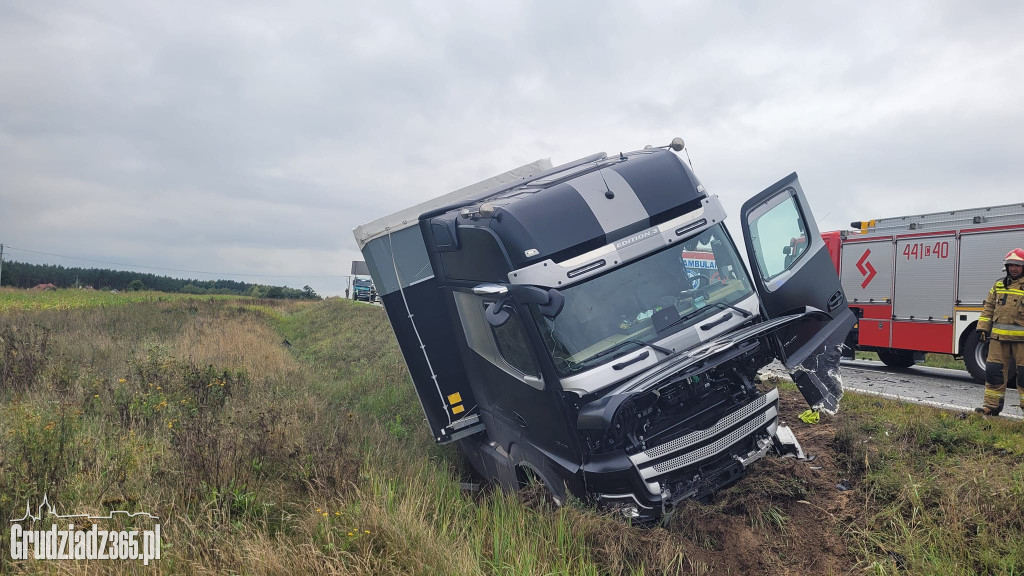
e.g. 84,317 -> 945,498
700,312 -> 732,331
827,290 -> 845,313
513,412 -> 528,429
612,350 -> 649,370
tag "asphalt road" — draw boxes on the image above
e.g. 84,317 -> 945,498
839,359 -> 1023,420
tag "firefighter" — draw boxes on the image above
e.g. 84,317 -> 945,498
975,248 -> 1024,415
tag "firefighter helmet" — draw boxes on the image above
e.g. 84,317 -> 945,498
1005,248 -> 1024,266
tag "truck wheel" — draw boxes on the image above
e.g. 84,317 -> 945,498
963,330 -> 988,384
877,349 -> 915,369
515,464 -> 565,507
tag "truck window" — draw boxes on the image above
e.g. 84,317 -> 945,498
534,223 -> 755,376
489,308 -> 541,378
748,193 -> 809,280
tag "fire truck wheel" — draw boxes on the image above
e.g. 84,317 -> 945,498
876,349 -> 915,369
963,330 -> 988,384
961,331 -> 1016,388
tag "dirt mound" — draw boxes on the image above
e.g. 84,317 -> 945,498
552,386 -> 863,575
665,387 -> 860,575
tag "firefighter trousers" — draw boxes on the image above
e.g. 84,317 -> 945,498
983,339 -> 1024,414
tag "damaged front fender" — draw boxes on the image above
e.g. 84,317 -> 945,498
578,308 -> 855,440
777,306 -> 856,415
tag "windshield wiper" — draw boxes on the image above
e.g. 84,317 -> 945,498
577,339 -> 673,366
714,301 -> 752,318
660,301 -> 752,334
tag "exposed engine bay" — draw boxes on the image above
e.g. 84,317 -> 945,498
578,338 -> 775,455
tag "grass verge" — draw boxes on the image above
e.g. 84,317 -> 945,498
1,296 -> 1021,574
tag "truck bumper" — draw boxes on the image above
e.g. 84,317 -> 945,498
583,388 -> 781,521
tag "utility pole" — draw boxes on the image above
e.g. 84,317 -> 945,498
0,243 -> 4,288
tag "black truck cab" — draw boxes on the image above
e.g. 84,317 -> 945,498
354,143 -> 854,520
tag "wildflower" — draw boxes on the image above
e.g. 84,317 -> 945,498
322,512 -> 328,517
118,378 -> 126,383
316,508 -> 321,513
334,512 -> 340,516
347,532 -> 353,537
94,394 -> 99,398
364,530 -> 370,534
156,386 -> 162,390
168,421 -> 174,429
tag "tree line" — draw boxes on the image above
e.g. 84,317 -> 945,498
0,260 -> 320,299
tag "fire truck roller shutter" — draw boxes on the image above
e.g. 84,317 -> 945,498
840,239 -> 893,304
957,229 -> 1024,307
893,235 -> 956,320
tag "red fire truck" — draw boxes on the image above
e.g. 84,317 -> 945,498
821,203 -> 1024,383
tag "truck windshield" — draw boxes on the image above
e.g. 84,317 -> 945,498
533,224 -> 755,376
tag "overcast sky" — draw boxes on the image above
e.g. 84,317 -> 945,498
2,1 -> 1022,296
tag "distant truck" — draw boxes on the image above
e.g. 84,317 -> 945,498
352,278 -> 376,302
354,140 -> 854,521
822,203 -> 1024,383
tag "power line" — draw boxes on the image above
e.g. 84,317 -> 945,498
2,244 -> 349,280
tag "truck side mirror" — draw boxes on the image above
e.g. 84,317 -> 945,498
474,284 -> 513,327
782,246 -> 792,255
514,285 -> 564,319
538,289 -> 564,318
474,283 -> 565,325
485,298 -> 512,327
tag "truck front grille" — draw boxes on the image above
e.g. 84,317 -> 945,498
636,388 -> 778,463
629,389 -> 779,482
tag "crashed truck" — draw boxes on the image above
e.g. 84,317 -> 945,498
353,140 -> 855,521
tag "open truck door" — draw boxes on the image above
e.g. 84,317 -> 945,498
740,173 -> 856,413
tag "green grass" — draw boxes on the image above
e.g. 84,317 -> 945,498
2,298 -> 1023,574
0,286 -> 242,312
856,350 -> 969,371
835,393 -> 1024,574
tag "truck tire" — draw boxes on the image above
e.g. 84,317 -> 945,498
962,331 -> 1017,388
877,349 -> 915,369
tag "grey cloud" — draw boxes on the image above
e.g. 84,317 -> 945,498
2,1 -> 1023,296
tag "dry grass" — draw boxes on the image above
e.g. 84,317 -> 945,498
2,297 -> 1023,574
171,308 -> 295,385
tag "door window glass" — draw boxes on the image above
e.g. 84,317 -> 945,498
748,192 -> 809,280
490,308 -> 540,377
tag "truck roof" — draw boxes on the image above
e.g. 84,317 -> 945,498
352,159 -> 553,250
427,149 -> 707,269
353,146 -> 708,298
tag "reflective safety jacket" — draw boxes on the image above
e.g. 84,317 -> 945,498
978,276 -> 1024,341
